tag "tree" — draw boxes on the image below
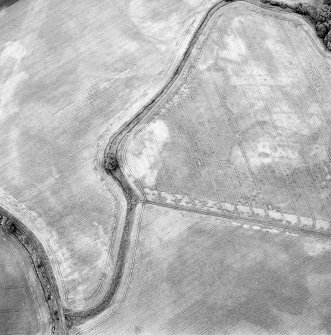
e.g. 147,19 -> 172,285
104,152 -> 119,172
324,29 -> 331,50
314,4 -> 331,50
269,1 -> 331,52
316,4 -> 331,22
316,20 -> 331,38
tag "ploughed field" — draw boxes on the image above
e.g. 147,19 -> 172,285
122,1 -> 331,229
74,204 -> 331,335
0,229 -> 50,335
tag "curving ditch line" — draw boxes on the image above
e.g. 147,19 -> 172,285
1,0 -> 331,333
0,0 -> 21,11
63,0 -> 232,328
0,210 -> 66,335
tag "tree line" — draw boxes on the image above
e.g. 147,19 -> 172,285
262,0 -> 331,51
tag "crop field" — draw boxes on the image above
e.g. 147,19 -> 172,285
74,203 -> 331,335
2,0 -> 331,334
0,229 -> 50,334
122,1 -> 331,228
0,0 -> 221,311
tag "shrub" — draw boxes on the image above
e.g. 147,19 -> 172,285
53,310 -> 60,321
316,21 -> 331,37
2,220 -> 16,234
22,235 -> 31,246
279,2 -> 288,9
293,3 -> 309,15
65,315 -> 73,328
36,260 -> 43,269
324,29 -> 331,50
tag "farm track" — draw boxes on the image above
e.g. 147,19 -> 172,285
0,0 -> 330,333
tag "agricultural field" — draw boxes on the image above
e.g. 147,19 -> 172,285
0,0 -> 220,312
73,203 -> 331,335
1,0 -> 331,334
122,1 -> 331,229
0,229 -> 50,334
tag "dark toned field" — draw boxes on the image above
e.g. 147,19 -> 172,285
123,2 -> 331,224
75,204 -> 331,335
0,229 -> 50,334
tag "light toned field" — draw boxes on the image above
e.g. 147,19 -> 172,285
73,203 -> 331,335
123,1 -> 331,228
1,0 -> 331,333
0,0 -> 221,311
0,229 -> 50,334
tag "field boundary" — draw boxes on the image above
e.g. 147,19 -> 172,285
144,188 -> 331,234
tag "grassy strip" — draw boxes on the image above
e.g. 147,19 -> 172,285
63,165 -> 139,327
